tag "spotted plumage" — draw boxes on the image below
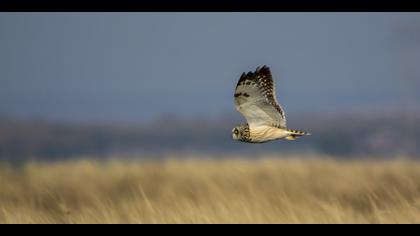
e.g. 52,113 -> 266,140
232,65 -> 310,143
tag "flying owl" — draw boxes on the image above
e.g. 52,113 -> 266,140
232,65 -> 310,143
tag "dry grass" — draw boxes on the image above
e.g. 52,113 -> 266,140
1,155 -> 420,224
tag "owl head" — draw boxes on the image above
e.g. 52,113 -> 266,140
232,124 -> 249,141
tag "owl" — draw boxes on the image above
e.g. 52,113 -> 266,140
232,65 -> 310,143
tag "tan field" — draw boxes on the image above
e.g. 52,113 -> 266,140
1,155 -> 420,224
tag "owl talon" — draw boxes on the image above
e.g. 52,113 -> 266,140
285,136 -> 296,141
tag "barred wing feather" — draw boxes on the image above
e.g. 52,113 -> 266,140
234,65 -> 286,128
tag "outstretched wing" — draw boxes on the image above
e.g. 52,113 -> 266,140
234,65 -> 286,128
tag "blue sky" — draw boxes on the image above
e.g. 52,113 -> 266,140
1,13 -> 420,123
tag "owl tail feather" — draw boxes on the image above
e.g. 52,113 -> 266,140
285,129 -> 311,140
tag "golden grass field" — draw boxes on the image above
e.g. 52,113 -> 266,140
1,155 -> 420,224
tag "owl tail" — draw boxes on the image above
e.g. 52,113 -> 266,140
285,129 -> 311,140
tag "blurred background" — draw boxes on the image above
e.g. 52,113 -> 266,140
1,13 -> 420,162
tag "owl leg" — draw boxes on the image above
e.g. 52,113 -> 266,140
285,135 -> 297,140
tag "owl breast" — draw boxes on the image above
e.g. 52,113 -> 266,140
249,125 -> 289,143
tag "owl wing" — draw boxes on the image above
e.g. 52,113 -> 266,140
234,65 -> 286,129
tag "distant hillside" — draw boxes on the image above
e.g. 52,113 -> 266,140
0,112 -> 419,161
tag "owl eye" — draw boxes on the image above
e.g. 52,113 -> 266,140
234,129 -> 239,135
